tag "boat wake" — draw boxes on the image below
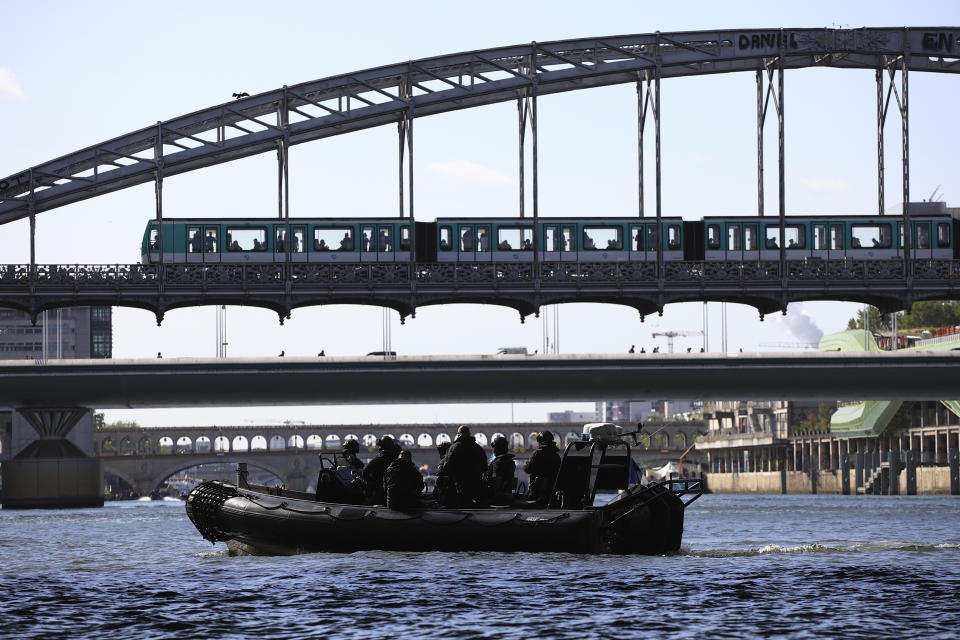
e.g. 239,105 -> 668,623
681,540 -> 960,557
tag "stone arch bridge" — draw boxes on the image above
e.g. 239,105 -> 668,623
95,422 -> 704,495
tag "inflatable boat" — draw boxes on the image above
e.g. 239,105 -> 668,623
185,424 -> 702,555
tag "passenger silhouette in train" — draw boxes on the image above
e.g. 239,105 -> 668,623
522,238 -> 532,250
276,234 -> 286,252
788,239 -> 797,248
606,238 -> 620,250
439,237 -> 452,251
362,232 -> 371,252
582,233 -> 596,250
851,236 -> 862,248
399,234 -> 410,251
190,233 -> 202,253
291,233 -> 300,252
629,345 -> 635,354
766,237 -> 778,249
230,240 -> 242,251
461,229 -> 474,252
317,239 -> 329,251
252,238 -> 264,251
498,240 -> 512,251
379,231 -> 390,252
634,233 -> 642,251
339,232 -> 354,251
205,233 -> 217,252
479,232 -> 489,252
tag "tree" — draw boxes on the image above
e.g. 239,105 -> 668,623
898,301 -> 960,330
93,412 -> 105,430
846,306 -> 892,331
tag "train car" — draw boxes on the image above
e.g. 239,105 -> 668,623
141,218 -> 419,264
434,217 -> 688,263
700,214 -> 957,262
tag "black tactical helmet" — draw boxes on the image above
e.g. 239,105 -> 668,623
539,430 -> 555,443
378,436 -> 398,452
343,439 -> 360,454
492,436 -> 508,454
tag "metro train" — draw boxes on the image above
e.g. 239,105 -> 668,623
141,213 -> 959,265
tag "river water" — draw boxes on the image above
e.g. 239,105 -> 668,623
1,494 -> 957,639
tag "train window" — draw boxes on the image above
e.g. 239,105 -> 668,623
744,225 -> 758,251
149,228 -> 159,251
313,227 -> 354,251
274,224 -> 303,253
399,226 -> 410,251
646,226 -> 658,252
562,226 -> 576,251
582,226 -> 622,251
938,222 -> 951,247
727,225 -> 741,251
377,226 -> 393,252
851,224 -> 891,249
667,225 -> 681,250
545,226 -> 560,252
460,225 -> 474,252
498,227 -> 533,251
439,226 -> 453,251
204,228 -> 218,253
476,225 -> 490,252
187,226 -> 202,253
630,225 -> 644,251
706,225 -> 721,250
360,225 -> 375,252
830,224 -> 843,250
227,227 -> 267,251
765,225 -> 805,249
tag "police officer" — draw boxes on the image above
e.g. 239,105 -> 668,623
442,426 -> 487,507
363,436 -> 399,505
524,430 -> 561,506
383,450 -> 424,510
484,436 -> 516,505
340,438 -> 364,471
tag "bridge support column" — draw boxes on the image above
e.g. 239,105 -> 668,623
949,448 -> 959,496
840,453 -> 850,495
855,451 -> 864,493
1,407 -> 102,509
905,449 -> 917,495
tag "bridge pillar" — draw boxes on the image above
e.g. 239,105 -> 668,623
949,448 -> 959,496
840,454 -> 850,495
905,450 -> 917,495
855,451 -> 864,493
2,407 -> 102,509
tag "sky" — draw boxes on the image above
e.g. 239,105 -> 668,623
1,1 -> 958,426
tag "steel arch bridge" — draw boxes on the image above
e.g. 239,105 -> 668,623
1,27 -> 959,322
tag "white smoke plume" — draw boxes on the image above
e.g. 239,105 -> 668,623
778,303 -> 824,346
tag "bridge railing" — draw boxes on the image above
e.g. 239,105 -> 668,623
2,259 -> 959,289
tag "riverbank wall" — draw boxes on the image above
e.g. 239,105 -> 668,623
704,466 -> 954,494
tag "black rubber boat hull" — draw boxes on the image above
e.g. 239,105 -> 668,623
186,480 -> 688,555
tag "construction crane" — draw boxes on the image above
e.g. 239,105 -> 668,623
651,330 -> 703,353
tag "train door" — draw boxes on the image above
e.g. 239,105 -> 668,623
438,225 -> 455,262
186,225 -> 203,264
475,224 -> 492,263
742,223 -> 759,261
900,222 -> 932,260
360,224 -> 376,263
397,225 -> 411,262
704,223 -> 722,262
812,223 -> 828,259
544,225 -> 561,261
645,225 -> 658,262
936,221 -> 953,259
457,224 -> 475,263
665,224 -> 682,261
274,225 -> 305,263
377,225 -> 394,262
629,224 -> 644,262
725,223 -> 741,261
828,223 -> 843,260
203,226 -> 219,263
561,225 -> 577,262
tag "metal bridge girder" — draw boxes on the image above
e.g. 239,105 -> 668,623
2,27 -> 959,223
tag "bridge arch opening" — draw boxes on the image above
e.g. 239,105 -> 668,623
673,432 -> 688,448
288,435 -> 304,449
344,434 -> 359,446
175,436 -> 193,454
490,432 -> 505,446
269,435 -> 286,451
563,431 -> 579,445
158,437 -> 174,454
251,436 -> 268,451
325,434 -> 341,449
362,434 -> 378,450
653,433 -> 669,449
138,436 -> 153,455
417,433 -> 432,447
118,437 -> 135,456
528,432 -> 539,447
509,433 -> 525,452
474,433 -> 488,447
195,436 -> 212,453
436,433 -> 451,445
306,435 -> 323,450
214,436 -> 230,452
397,434 -> 414,448
232,435 -> 249,452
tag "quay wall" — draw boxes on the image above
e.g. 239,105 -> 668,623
704,467 -> 953,494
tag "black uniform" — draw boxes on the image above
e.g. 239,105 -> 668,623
383,457 -> 425,509
363,448 -> 397,505
524,442 -> 561,504
441,434 -> 488,506
484,452 -> 516,504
